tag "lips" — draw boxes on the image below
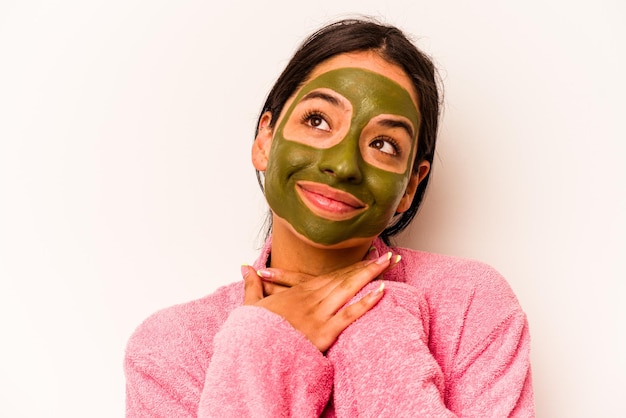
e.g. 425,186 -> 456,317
295,181 -> 368,221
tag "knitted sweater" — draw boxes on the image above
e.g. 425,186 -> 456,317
125,238 -> 534,417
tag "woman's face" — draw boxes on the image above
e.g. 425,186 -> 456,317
253,51 -> 430,247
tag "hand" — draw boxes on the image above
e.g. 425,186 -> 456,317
241,252 -> 399,352
257,247 -> 385,296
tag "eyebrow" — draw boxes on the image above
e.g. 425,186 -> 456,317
377,118 -> 415,139
300,91 -> 343,107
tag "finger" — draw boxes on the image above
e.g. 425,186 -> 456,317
319,281 -> 386,351
364,246 -> 379,261
322,247 -> 395,284
364,247 -> 402,276
318,252 -> 395,311
327,251 -> 393,292
256,268 -> 314,288
312,255 -> 381,289
242,265 -> 264,305
262,280 -> 290,297
257,247 -> 378,291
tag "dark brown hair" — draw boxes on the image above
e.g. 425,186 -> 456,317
256,17 -> 441,244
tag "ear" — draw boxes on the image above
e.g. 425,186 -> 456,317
396,160 -> 430,213
251,112 -> 274,171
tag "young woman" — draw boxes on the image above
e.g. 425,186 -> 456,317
125,18 -> 534,417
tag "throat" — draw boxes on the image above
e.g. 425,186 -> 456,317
269,214 -> 374,276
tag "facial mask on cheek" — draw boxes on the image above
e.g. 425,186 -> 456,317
264,138 -> 410,245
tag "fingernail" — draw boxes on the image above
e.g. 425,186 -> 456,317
241,264 -> 249,278
366,246 -> 379,261
375,252 -> 392,265
393,254 -> 402,264
257,268 -> 272,279
367,281 -> 385,301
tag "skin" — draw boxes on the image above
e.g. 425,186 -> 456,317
262,67 -> 420,246
248,51 -> 431,351
242,250 -> 394,352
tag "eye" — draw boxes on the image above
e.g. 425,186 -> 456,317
370,137 -> 399,156
302,111 -> 331,132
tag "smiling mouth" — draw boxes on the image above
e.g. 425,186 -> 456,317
295,181 -> 368,221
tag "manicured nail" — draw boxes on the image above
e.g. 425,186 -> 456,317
240,264 -> 249,278
256,268 -> 272,279
393,254 -> 402,264
366,246 -> 379,261
367,281 -> 385,301
375,252 -> 392,265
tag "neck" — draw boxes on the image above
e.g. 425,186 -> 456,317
269,214 -> 375,276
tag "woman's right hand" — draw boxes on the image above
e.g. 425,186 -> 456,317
241,252 -> 398,352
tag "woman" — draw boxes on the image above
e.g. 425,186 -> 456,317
125,18 -> 534,417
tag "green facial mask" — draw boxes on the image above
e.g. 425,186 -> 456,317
264,67 -> 421,245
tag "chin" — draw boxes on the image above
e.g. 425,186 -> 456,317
274,213 -> 379,250
305,234 -> 378,250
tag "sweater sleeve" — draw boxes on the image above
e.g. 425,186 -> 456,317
125,304 -> 211,418
198,305 -> 333,417
125,296 -> 333,418
326,280 -> 533,417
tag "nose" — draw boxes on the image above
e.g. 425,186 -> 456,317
318,139 -> 363,183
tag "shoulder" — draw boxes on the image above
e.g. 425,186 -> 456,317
386,246 -> 527,343
125,281 -> 243,370
386,246 -> 530,375
390,246 -> 520,309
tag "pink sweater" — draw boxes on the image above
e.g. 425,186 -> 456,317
125,238 -> 534,417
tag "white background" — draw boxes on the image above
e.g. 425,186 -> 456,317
1,1 -> 624,416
